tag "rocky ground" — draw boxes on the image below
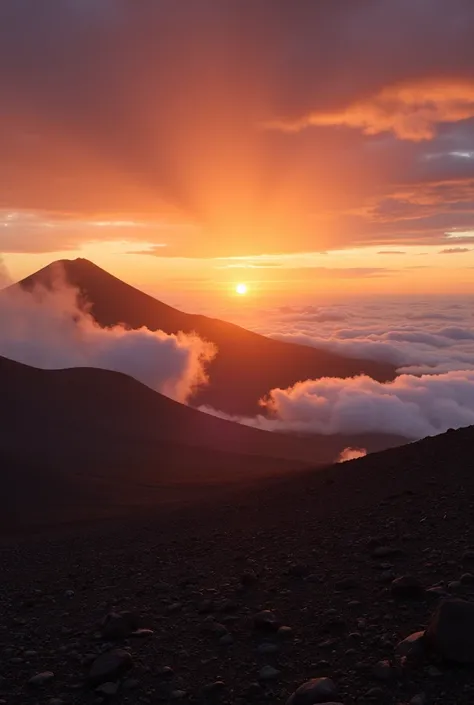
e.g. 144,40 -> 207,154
2,427 -> 474,705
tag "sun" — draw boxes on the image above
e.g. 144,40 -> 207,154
235,283 -> 248,295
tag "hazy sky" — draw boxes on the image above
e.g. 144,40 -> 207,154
2,0 -> 474,302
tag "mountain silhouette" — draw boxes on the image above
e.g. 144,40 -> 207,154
0,356 -> 404,530
17,258 -> 397,415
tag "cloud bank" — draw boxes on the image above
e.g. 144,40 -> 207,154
0,278 -> 215,402
201,371 -> 474,440
2,1 -> 474,255
200,297 -> 474,443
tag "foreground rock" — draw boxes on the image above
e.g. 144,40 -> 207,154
391,575 -> 425,599
253,610 -> 280,632
425,599 -> 474,663
28,671 -> 55,687
101,611 -> 140,639
89,649 -> 133,685
396,631 -> 426,664
286,677 -> 338,705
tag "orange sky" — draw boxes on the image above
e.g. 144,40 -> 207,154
2,2 -> 474,304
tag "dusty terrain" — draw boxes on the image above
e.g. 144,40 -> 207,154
2,426 -> 474,705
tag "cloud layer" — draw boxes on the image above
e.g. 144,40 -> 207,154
200,296 -> 474,443
0,277 -> 215,402
2,1 -> 474,255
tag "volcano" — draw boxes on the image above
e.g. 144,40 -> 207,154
16,258 -> 397,415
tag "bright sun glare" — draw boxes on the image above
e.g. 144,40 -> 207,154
235,283 -> 248,295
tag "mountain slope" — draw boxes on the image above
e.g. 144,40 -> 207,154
17,258 -> 397,415
3,418 -> 474,702
0,356 -> 405,530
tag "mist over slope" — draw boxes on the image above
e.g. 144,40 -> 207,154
1,266 -> 214,402
15,258 -> 397,415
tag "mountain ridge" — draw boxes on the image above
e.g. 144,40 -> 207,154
14,257 -> 397,415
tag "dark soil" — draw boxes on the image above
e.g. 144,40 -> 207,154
2,426 -> 474,705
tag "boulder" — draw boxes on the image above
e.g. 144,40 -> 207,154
426,599 -> 474,663
286,677 -> 338,705
89,649 -> 133,685
391,576 -> 425,599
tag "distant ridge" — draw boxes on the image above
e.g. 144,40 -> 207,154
15,258 -> 397,415
0,356 -> 403,530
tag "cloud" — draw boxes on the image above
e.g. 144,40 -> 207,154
3,2 -> 474,254
251,371 -> 474,439
269,79 -> 474,141
0,272 -> 215,402
439,247 -> 471,253
200,369 -> 474,441
377,250 -> 406,255
337,447 -> 367,462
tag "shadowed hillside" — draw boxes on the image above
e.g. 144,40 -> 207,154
17,258 -> 397,415
0,356 -> 405,531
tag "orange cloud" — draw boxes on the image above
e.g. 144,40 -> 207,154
270,79 -> 474,141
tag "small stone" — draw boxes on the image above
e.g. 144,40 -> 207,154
130,628 -> 154,638
396,631 -> 426,664
241,570 -> 258,587
425,586 -> 448,600
448,580 -> 462,591
287,563 -> 309,577
95,682 -> 119,697
102,611 -> 140,640
257,642 -> 278,655
158,666 -> 174,678
211,623 -> 228,637
219,633 -> 234,646
278,625 -> 293,638
379,570 -> 395,583
89,649 -> 133,685
202,681 -> 225,697
391,575 -> 425,599
426,665 -> 443,677
65,589 -> 75,598
170,690 -> 187,699
24,650 -> 38,658
366,687 -> 384,700
28,671 -> 55,687
410,694 -> 426,705
258,665 -> 280,681
461,573 -> 474,585
372,659 -> 395,681
122,678 -> 140,690
49,699 -> 65,705
253,610 -> 280,631
286,677 -> 338,705
166,602 -> 183,613
462,550 -> 474,562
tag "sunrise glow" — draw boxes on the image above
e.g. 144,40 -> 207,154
235,283 -> 248,296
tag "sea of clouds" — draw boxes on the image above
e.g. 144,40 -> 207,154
200,297 -> 474,442
3,258 -> 474,447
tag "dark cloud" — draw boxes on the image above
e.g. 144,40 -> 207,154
439,247 -> 471,253
2,1 -> 474,254
377,250 -> 406,255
